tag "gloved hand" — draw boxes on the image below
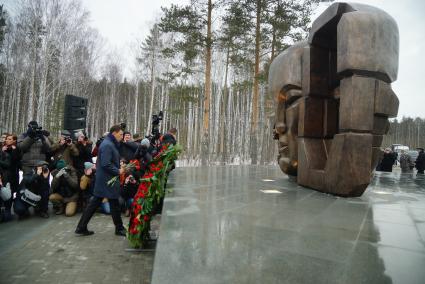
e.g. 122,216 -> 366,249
42,130 -> 50,137
56,168 -> 67,178
38,131 -> 46,141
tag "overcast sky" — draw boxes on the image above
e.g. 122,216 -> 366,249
2,0 -> 424,118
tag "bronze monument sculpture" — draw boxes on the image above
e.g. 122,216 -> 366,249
270,2 -> 399,197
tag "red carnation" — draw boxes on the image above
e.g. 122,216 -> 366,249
130,227 -> 139,234
144,173 -> 154,179
143,215 -> 150,222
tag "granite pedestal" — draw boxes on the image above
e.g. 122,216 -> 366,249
152,166 -> 425,284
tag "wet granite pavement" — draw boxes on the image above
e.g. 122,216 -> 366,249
1,166 -> 424,284
152,166 -> 425,284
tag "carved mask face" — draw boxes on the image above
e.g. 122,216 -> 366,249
270,2 -> 399,197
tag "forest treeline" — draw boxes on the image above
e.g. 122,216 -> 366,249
0,0 -> 318,165
384,118 -> 425,150
0,1 -> 422,166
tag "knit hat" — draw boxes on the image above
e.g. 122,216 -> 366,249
84,162 -> 94,170
36,160 -> 49,167
141,138 -> 150,147
76,131 -> 84,138
56,159 -> 66,170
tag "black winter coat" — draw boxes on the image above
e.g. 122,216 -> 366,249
119,141 -> 139,162
379,152 -> 397,172
416,152 -> 425,172
74,142 -> 93,175
3,147 -> 21,192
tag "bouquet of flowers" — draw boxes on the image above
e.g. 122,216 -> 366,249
107,162 -> 137,187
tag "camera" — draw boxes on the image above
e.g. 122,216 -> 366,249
30,124 -> 43,136
42,165 -> 49,174
151,111 -> 163,140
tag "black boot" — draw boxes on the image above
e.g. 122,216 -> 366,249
115,227 -> 127,236
75,227 -> 94,236
75,197 -> 102,236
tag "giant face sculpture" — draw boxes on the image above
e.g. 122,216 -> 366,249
270,2 -> 399,197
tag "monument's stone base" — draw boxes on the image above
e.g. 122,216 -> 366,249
152,166 -> 425,284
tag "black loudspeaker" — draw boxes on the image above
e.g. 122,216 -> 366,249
64,95 -> 88,130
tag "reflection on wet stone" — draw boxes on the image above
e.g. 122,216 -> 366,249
152,166 -> 425,284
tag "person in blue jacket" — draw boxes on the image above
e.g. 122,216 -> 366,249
75,125 -> 127,236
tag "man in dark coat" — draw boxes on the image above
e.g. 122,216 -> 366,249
416,148 -> 425,174
75,125 -> 126,236
378,148 -> 397,172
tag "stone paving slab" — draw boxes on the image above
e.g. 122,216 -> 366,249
152,165 -> 425,284
0,212 -> 154,284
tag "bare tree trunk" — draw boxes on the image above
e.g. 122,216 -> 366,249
147,53 -> 156,135
28,21 -> 39,122
250,0 -> 261,164
134,80 -> 139,133
201,0 -> 213,165
220,47 -> 230,163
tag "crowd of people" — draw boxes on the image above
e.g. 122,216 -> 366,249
376,147 -> 425,174
0,120 -> 177,224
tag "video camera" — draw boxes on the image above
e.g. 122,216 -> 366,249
42,165 -> 49,174
151,111 -> 163,141
30,124 -> 43,136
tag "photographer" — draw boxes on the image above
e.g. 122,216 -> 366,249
51,131 -> 79,168
119,129 -> 139,162
79,162 -> 111,214
17,121 -> 52,175
74,132 -> 93,178
120,157 -> 142,217
49,160 -> 79,217
134,138 -> 153,175
13,161 -> 50,219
